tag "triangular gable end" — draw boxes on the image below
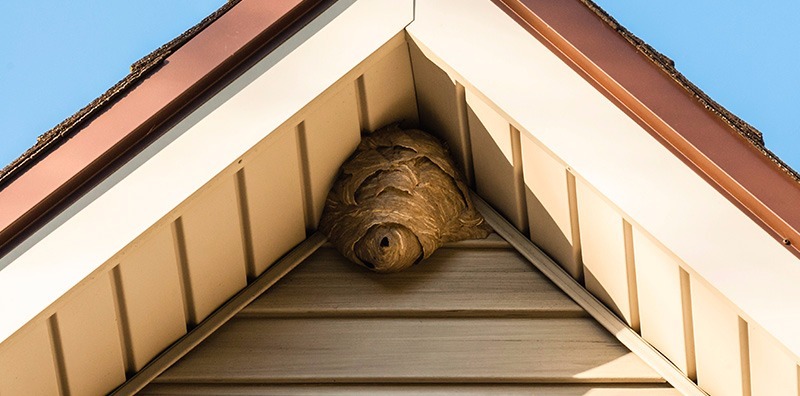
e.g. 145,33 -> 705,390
1,1 -> 799,396
139,223 -> 682,395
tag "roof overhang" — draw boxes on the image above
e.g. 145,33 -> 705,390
2,0 -> 799,395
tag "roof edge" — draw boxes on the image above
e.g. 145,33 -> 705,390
495,0 -> 800,258
577,0 -> 800,184
0,1 -> 242,187
0,0 -> 330,255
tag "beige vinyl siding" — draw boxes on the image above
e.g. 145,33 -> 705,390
691,280 -> 748,396
408,38 -> 473,184
300,84 -> 362,228
633,227 -> 694,377
179,176 -> 248,325
240,128 -> 306,277
115,226 -> 186,371
144,237 -> 671,393
409,3 -> 800,392
141,384 -> 681,395
358,42 -> 419,132
467,90 -> 527,232
576,180 -> 634,326
241,247 -> 585,317
4,3 -> 798,394
56,275 -> 126,396
749,324 -> 799,395
520,134 -> 580,280
0,34 -> 416,395
0,322 -> 59,395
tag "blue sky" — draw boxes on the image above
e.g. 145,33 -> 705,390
1,1 -> 798,172
0,1 -> 224,169
593,1 -> 800,170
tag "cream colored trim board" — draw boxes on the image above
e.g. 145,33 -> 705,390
0,0 -> 414,345
110,232 -> 327,396
473,193 -> 706,396
408,0 -> 800,362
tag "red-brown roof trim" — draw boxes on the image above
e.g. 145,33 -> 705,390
2,0 -> 799,261
0,0 -> 241,187
495,0 -> 800,257
0,0 -> 329,252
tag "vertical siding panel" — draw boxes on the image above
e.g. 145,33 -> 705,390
749,324 -> 798,396
303,85 -> 361,228
58,276 -> 126,396
117,226 -> 186,371
692,280 -> 746,396
576,180 -> 632,324
467,90 -> 525,230
242,129 -> 306,275
360,43 -> 419,131
0,322 -> 60,395
181,177 -> 247,323
633,227 -> 691,375
520,134 -> 579,278
407,40 -> 471,178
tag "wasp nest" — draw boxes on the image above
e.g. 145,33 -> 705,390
319,125 -> 492,273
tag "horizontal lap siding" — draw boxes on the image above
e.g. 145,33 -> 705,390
243,246 -> 584,317
150,244 -> 664,387
141,384 -> 682,395
156,317 -> 661,383
406,2 -> 800,395
0,35 -> 421,395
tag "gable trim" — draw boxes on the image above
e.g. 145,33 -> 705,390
0,0 -> 328,255
407,0 -> 800,364
473,193 -> 705,395
497,0 -> 800,260
0,0 -> 413,347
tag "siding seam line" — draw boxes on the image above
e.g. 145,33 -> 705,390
623,220 -> 640,332
454,82 -> 475,186
47,314 -> 70,396
295,122 -> 314,233
566,171 -> 584,284
110,267 -> 136,376
679,268 -> 697,380
172,218 -> 196,328
234,169 -> 256,280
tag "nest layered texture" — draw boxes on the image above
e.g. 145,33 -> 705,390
319,126 -> 491,273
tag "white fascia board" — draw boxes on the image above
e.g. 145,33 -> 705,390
0,0 -> 414,344
408,0 -> 800,358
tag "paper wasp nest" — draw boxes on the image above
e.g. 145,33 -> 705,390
319,125 -> 491,273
